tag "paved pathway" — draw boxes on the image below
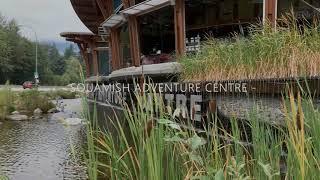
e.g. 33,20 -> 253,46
0,85 -> 67,92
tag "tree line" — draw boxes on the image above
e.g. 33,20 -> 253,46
0,14 -> 84,85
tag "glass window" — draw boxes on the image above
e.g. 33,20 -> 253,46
113,0 -> 122,10
120,24 -> 132,67
98,50 -> 110,76
138,6 -> 175,55
185,0 -> 263,38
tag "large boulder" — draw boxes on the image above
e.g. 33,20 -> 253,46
47,108 -> 59,114
11,111 -> 20,115
32,108 -> 43,120
6,114 -> 28,121
34,108 -> 43,115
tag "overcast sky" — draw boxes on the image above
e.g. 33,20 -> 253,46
0,0 -> 90,42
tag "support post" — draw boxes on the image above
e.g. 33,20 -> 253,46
174,0 -> 186,57
93,50 -> 99,76
89,42 -> 99,76
263,0 -> 277,27
128,16 -> 141,67
110,28 -> 121,70
77,43 -> 91,78
123,0 -> 141,67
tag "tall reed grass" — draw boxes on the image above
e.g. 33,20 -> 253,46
0,82 -> 14,120
83,87 -> 320,180
180,16 -> 320,81
0,175 -> 9,180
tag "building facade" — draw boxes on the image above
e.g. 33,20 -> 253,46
61,0 -> 319,80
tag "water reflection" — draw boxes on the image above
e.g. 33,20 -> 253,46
0,99 -> 87,180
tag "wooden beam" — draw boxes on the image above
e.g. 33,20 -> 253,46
77,43 -> 91,77
96,0 -> 109,18
72,36 -> 105,44
91,0 -> 100,16
105,0 -> 114,16
124,0 -> 141,67
110,28 -> 121,70
122,0 -> 135,8
89,41 -> 99,76
92,51 -> 99,76
174,0 -> 186,57
96,0 -> 114,19
128,15 -> 141,67
123,0 -> 129,8
128,0 -> 141,67
263,0 -> 277,27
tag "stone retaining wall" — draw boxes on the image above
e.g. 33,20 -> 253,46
216,95 -> 285,124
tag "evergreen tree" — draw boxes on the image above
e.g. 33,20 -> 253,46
48,44 -> 65,75
63,44 -> 76,60
0,13 -> 84,85
0,27 -> 13,82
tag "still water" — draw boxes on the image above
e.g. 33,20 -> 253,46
0,99 -> 87,180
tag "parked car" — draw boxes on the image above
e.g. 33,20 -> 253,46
22,81 -> 35,89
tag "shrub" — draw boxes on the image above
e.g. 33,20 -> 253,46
54,90 -> 77,99
16,90 -> 55,113
45,90 -> 77,100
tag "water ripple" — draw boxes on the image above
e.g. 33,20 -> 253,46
0,99 -> 87,180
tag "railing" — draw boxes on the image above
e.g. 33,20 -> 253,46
186,35 -> 201,53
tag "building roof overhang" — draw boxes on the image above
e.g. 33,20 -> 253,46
120,0 -> 175,16
101,14 -> 127,28
70,0 -> 107,34
60,32 -> 96,37
101,0 -> 174,29
60,32 -> 107,44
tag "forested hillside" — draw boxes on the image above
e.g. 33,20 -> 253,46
0,14 -> 83,85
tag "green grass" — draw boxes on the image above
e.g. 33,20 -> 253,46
83,86 -> 320,180
44,90 -> 77,100
15,90 -> 55,114
0,82 -> 14,120
0,85 -> 55,117
180,16 -> 320,81
0,175 -> 9,180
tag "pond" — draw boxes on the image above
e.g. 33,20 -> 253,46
0,99 -> 87,180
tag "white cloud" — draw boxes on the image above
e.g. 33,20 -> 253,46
0,0 -> 90,42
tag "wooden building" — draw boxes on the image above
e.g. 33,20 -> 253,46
61,0 -> 319,80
